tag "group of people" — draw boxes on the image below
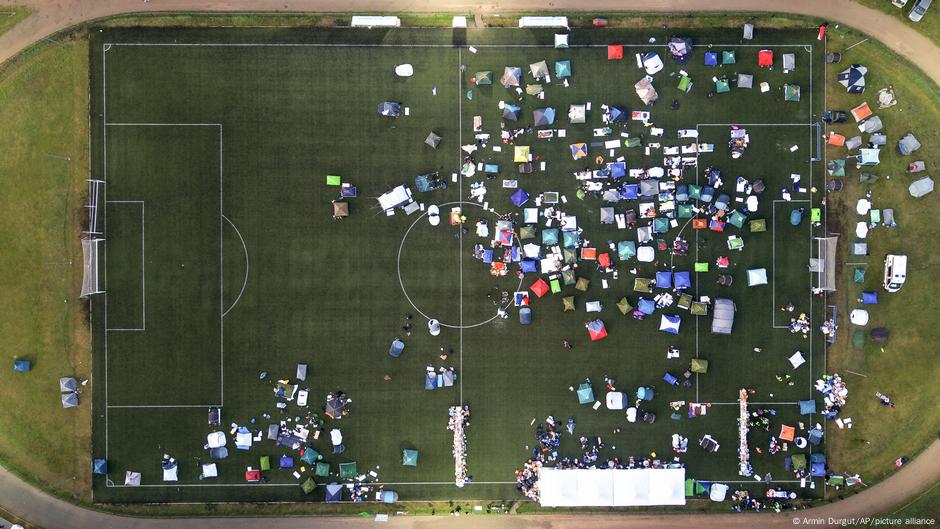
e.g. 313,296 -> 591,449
816,374 -> 849,418
789,312 -> 812,336
448,406 -> 471,487
730,490 -> 796,513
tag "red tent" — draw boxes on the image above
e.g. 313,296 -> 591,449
779,424 -> 796,442
585,319 -> 608,341
245,469 -> 261,482
817,24 -> 827,41
607,45 -> 623,60
758,49 -> 773,67
716,256 -> 730,268
530,278 -> 549,298
580,247 -> 597,260
598,253 -> 611,268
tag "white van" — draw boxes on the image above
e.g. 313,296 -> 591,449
883,254 -> 908,292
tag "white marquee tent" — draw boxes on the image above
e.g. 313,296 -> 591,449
539,468 -> 685,507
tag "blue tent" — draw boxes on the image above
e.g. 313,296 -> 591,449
663,372 -> 679,386
519,307 -> 532,325
656,271 -> 672,288
808,428 -> 824,446
13,359 -> 30,372
389,338 -> 405,358
799,399 -> 817,415
608,106 -> 627,122
542,228 -> 560,245
511,188 -> 530,207
533,107 -> 556,126
92,459 -> 108,475
704,52 -> 718,66
563,231 -> 579,248
861,291 -> 878,304
636,386 -> 654,400
377,101 -> 401,117
617,241 -> 636,261
609,162 -> 626,179
700,186 -> 715,202
555,60 -> 572,78
810,453 -> 826,477
425,372 -> 438,390
279,455 -> 294,468
502,104 -> 522,121
577,381 -> 595,404
621,184 -> 639,200
482,249 -> 493,264
676,184 -> 689,201
674,271 -> 691,290
325,483 -> 344,502
520,259 -> 538,273
659,314 -> 681,334
570,143 -> 588,159
638,298 -> 655,315
652,218 -> 670,234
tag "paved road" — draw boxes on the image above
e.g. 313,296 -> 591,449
1,1 -> 938,528
0,440 -> 938,529
0,0 -> 939,85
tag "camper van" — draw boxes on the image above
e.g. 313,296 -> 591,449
883,254 -> 908,292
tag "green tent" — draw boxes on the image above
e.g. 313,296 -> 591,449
829,475 -> 845,486
728,211 -> 747,229
750,219 -> 767,232
677,75 -> 692,93
685,478 -> 708,496
301,477 -> 317,494
728,237 -> 745,251
694,262 -> 709,272
562,269 -> 576,285
300,448 -> 320,465
563,248 -> 577,264
652,217 -> 670,234
575,277 -> 590,291
326,175 -> 342,186
563,231 -> 579,248
259,456 -> 271,471
555,60 -> 572,79
550,279 -> 562,294
677,204 -> 694,218
722,50 -> 736,65
688,185 -> 702,200
624,137 -> 641,148
860,172 -> 878,184
691,301 -> 709,315
791,453 -> 807,470
520,225 -> 537,239
811,208 -> 822,222
854,267 -> 865,284
827,159 -> 846,177
678,293 -> 693,310
315,462 -> 330,477
339,462 -> 358,479
617,240 -> 636,260
402,449 -> 418,467
691,358 -> 709,373
634,277 -> 652,293
563,296 -> 575,312
526,84 -> 544,96
576,382 -> 594,405
853,330 -> 866,350
473,71 -> 493,86
784,84 -> 801,102
715,77 -> 730,93
617,297 -> 633,315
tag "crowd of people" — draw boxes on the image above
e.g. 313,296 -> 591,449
448,406 -> 471,487
816,374 -> 849,418
730,490 -> 797,513
788,312 -> 812,337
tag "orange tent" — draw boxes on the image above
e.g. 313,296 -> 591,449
580,247 -> 598,260
607,45 -> 623,60
850,101 -> 872,122
598,253 -> 611,268
779,424 -> 796,442
530,278 -> 549,298
692,219 -> 708,229
827,133 -> 846,147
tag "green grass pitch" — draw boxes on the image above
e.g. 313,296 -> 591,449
90,26 -> 826,504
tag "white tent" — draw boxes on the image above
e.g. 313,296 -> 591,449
586,301 -> 603,313
554,34 -> 569,48
637,246 -> 655,262
850,309 -> 870,326
377,185 -> 413,211
124,471 -> 141,486
747,268 -> 768,286
539,468 -> 685,507
709,483 -> 729,501
163,463 -> 179,482
634,76 -> 658,105
201,463 -> 218,478
568,104 -> 586,124
606,392 -> 625,410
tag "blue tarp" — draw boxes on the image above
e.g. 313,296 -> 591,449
482,249 -> 493,264
704,52 -> 718,66
13,359 -> 30,372
377,101 -> 401,117
542,228 -> 560,245
520,259 -> 538,273
609,162 -> 626,179
674,271 -> 691,290
621,184 -> 639,200
511,188 -> 530,207
93,459 -> 108,475
799,399 -> 817,415
656,271 -> 673,288
861,291 -> 878,304
638,298 -> 655,315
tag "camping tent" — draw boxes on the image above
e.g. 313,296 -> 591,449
850,102 -> 872,122
92,459 -> 108,475
642,52 -> 664,74
555,33 -> 569,48
533,107 -> 556,126
577,381 -> 595,404
758,49 -> 773,67
690,358 -> 709,373
737,73 -> 753,89
608,45 -> 624,60
389,338 -> 405,358
555,60 -> 572,78
722,50 -> 736,65
163,461 -> 179,482
568,104 -> 586,124
12,359 -> 30,372
60,377 -> 77,392
501,66 -> 522,87
784,84 -> 801,102
704,51 -> 718,66
617,240 -> 636,260
909,177 -> 934,198
402,449 -> 418,466
564,296 -> 576,312
502,104 -> 522,121
511,188 -> 530,207
667,36 -> 693,63
715,77 -> 730,93
586,319 -> 607,341
747,268 -> 768,286
377,102 -> 401,117
301,478 -> 317,494
799,399 -> 817,415
859,116 -> 883,133
838,64 -> 867,93
425,132 -> 441,149
711,298 -> 735,335
61,392 -> 79,408
897,133 -> 922,155
529,60 -> 549,79
659,314 -> 681,334
570,143 -> 588,160
125,471 -> 141,486
339,462 -> 357,479
325,483 -> 344,502
607,106 -> 626,122
473,71 -> 492,85
634,77 -> 658,105
783,53 -> 795,70
617,297 -> 633,315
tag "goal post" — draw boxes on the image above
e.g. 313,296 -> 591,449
85,179 -> 105,235
81,238 -> 105,297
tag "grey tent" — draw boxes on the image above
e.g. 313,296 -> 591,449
61,392 -> 79,408
124,471 -> 141,486
602,189 -> 621,202
600,207 -> 615,224
857,148 -> 880,166
325,397 -> 348,419
909,177 -> 934,198
737,73 -> 753,89
377,101 -> 401,117
425,132 -> 441,149
502,104 -> 521,121
743,23 -> 754,40
870,133 -> 887,146
501,66 -> 522,87
529,60 -> 549,79
711,298 -> 735,335
325,483 -> 344,502
267,424 -> 280,440
852,242 -> 868,256
845,136 -> 862,150
871,327 -> 890,344
568,104 -> 586,124
897,133 -> 922,155
838,64 -> 867,93
388,338 -> 405,357
639,179 -> 660,197
532,107 -> 556,126
859,116 -> 883,133
782,53 -> 796,71
442,369 -> 455,386
59,377 -> 77,393
519,307 -> 532,325
634,76 -> 658,105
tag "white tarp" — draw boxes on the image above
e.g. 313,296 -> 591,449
518,16 -> 568,28
539,468 -> 685,507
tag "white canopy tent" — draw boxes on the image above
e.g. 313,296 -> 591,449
539,468 -> 685,507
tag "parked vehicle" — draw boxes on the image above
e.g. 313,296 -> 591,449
883,254 -> 908,292
909,0 -> 932,21
892,0 -> 909,7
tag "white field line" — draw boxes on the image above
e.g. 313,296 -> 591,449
458,47 -> 464,407
221,215 -> 249,318
108,42 -> 815,49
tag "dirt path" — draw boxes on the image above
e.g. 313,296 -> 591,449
0,0 -> 938,86
0,440 -> 936,528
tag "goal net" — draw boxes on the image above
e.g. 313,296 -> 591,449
81,238 -> 104,297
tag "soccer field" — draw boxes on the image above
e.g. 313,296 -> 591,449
89,25 -> 827,504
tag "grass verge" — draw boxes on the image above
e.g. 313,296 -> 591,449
0,5 -> 30,38
851,0 -> 940,48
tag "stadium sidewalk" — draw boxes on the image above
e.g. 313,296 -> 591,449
0,0 -> 938,86
0,440 -> 937,528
